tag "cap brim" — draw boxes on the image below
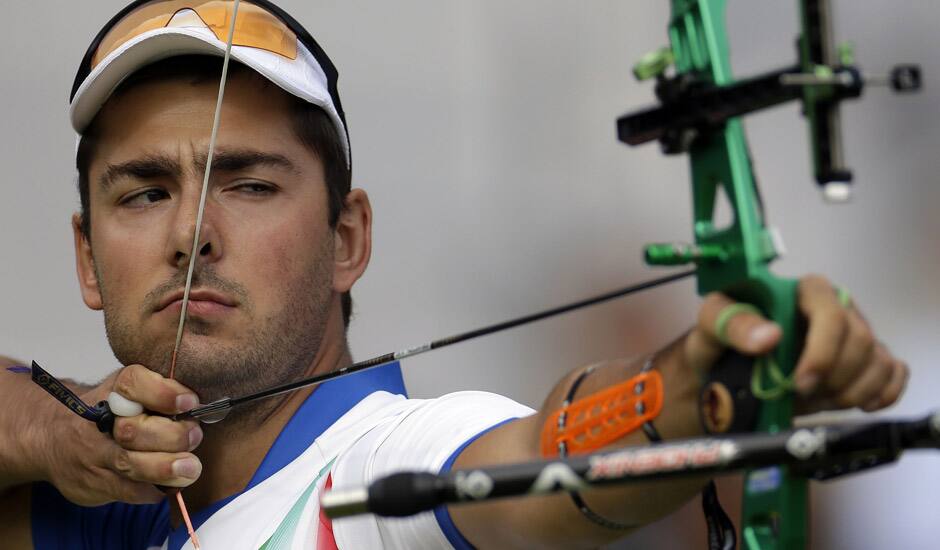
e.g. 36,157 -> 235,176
70,28 -> 232,133
69,26 -> 350,165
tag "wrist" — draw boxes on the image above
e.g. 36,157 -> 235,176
0,381 -> 62,489
655,336 -> 707,440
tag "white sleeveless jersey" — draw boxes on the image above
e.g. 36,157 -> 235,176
165,390 -> 533,549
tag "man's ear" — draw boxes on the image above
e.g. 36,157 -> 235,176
333,189 -> 372,293
72,213 -> 103,310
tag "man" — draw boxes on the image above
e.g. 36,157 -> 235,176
0,1 -> 908,548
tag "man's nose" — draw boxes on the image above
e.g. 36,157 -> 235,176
167,194 -> 223,271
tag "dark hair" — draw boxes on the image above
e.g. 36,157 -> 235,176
76,55 -> 353,326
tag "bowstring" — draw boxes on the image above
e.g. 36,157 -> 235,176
170,0 -> 241,379
168,1 -> 242,547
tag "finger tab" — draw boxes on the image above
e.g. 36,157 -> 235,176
108,392 -> 144,417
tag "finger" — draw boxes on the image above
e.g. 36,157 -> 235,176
697,292 -> 782,356
112,364 -> 200,415
866,359 -> 910,411
819,313 -> 876,395
110,448 -> 202,488
104,477 -> 166,505
794,276 -> 849,394
830,345 -> 893,409
113,416 -> 203,453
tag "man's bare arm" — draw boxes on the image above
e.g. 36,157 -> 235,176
450,277 -> 908,549
0,355 -> 52,548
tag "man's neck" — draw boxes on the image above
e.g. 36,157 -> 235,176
170,310 -> 352,524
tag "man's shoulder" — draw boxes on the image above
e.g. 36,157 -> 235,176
330,389 -> 533,437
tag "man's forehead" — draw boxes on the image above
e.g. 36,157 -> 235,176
88,70 -> 314,171
94,68 -> 291,134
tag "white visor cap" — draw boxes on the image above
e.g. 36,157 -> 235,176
69,9 -> 350,166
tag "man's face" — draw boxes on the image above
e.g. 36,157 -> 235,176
74,70 -> 345,406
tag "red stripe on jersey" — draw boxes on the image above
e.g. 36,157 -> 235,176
317,474 -> 339,550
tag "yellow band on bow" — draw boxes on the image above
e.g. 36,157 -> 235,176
715,303 -> 762,346
714,302 -> 794,400
837,286 -> 852,308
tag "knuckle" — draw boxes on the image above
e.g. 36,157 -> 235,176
883,363 -> 910,405
877,360 -> 894,385
699,293 -> 726,325
827,306 -> 849,331
833,392 -> 855,409
113,419 -> 137,445
799,274 -> 832,298
148,417 -> 190,452
899,361 -> 911,381
113,366 -> 139,397
702,292 -> 728,308
852,319 -> 875,349
802,273 -> 829,288
112,449 -> 134,477
836,386 -> 868,409
880,388 -> 899,407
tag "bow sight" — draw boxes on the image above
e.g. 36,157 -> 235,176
618,0 -> 920,203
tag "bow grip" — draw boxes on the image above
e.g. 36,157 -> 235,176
699,350 -> 760,434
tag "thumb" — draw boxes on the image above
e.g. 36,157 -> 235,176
686,293 -> 782,372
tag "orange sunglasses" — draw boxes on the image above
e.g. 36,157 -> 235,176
91,0 -> 298,70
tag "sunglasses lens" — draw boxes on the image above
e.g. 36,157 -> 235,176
92,0 -> 297,70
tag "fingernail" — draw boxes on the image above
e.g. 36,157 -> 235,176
172,458 -> 201,480
188,427 -> 203,451
864,397 -> 881,411
176,394 -> 198,413
749,324 -> 777,347
796,373 -> 819,394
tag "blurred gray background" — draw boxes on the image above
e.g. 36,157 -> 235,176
1,1 -> 937,548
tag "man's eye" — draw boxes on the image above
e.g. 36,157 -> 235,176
232,182 -> 276,195
121,188 -> 169,206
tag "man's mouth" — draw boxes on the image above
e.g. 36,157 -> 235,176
156,288 -> 238,317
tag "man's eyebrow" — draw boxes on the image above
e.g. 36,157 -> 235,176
196,149 -> 300,175
98,149 -> 300,191
99,154 -> 180,191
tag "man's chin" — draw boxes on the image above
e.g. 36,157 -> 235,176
170,342 -> 271,402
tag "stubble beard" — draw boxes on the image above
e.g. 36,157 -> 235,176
97,239 -> 335,427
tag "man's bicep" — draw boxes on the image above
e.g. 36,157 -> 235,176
0,484 -> 34,550
330,391 -> 534,549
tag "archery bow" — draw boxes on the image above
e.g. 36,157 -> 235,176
622,1 -> 918,548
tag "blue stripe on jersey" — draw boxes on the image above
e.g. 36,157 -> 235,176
433,417 -> 518,550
